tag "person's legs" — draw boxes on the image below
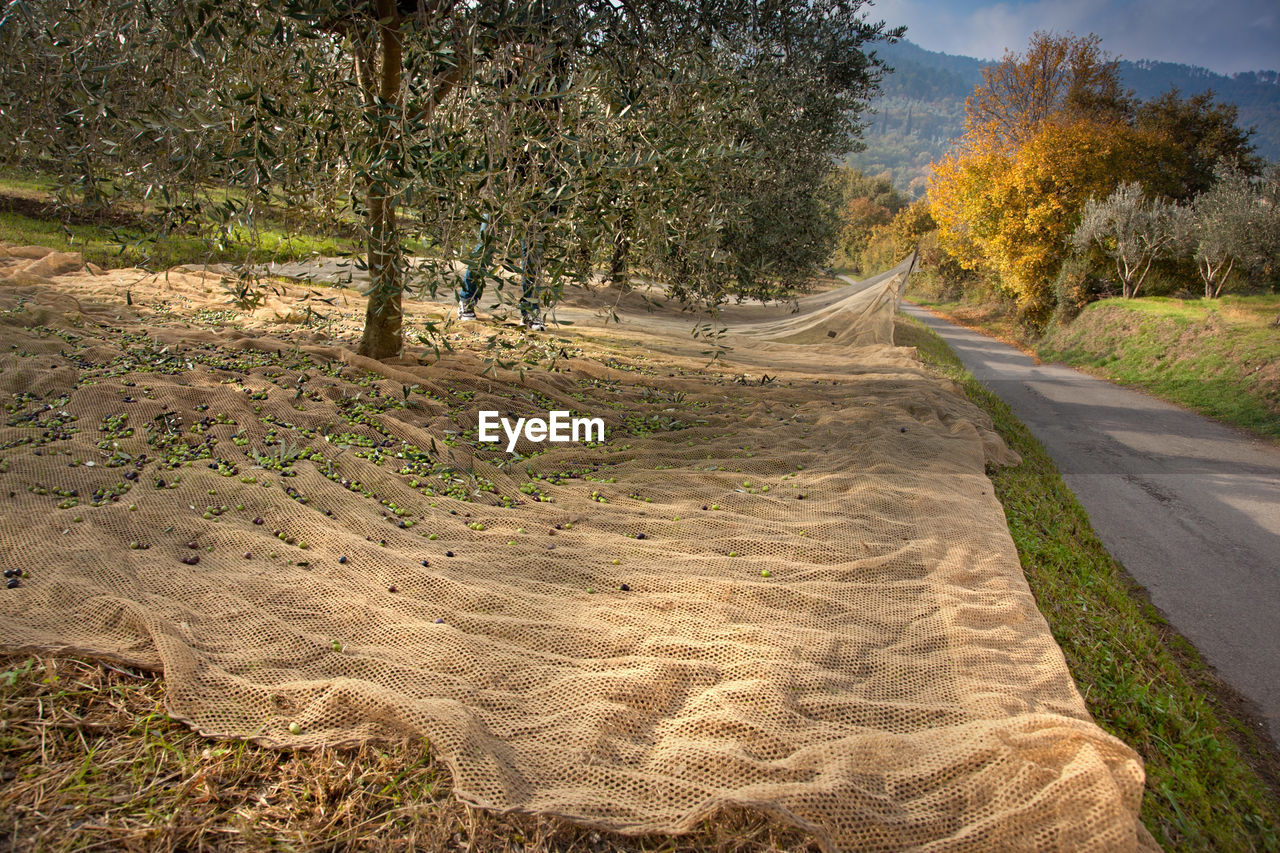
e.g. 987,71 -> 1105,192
458,263 -> 481,320
457,221 -> 491,320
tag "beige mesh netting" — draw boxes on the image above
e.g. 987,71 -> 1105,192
0,246 -> 1154,850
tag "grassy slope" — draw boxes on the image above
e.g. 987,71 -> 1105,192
1039,296 -> 1280,440
896,314 -> 1280,851
910,289 -> 1280,441
0,208 -> 353,271
0,170 -> 357,270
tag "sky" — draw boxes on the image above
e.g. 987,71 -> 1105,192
871,0 -> 1280,75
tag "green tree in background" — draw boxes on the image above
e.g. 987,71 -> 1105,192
829,167 -> 906,271
1135,88 -> 1260,201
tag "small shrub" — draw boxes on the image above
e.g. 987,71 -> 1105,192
1052,254 -> 1109,323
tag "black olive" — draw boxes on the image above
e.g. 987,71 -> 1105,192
445,551 -> 454,557
6,578 -> 18,589
636,533 -> 646,540
182,555 -> 200,565
388,586 -> 397,593
253,517 -> 264,525
619,583 -> 630,592
421,559 -> 429,567
338,556 -> 348,564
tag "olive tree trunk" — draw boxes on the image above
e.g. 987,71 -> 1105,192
358,0 -> 405,360
608,206 -> 634,287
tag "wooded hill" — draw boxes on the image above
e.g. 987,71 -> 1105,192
854,40 -> 1280,196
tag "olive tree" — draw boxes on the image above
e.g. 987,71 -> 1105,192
1190,167 -> 1272,298
0,1 -> 224,214
1072,182 -> 1190,299
2,0 -> 900,359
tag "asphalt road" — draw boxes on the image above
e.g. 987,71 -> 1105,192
900,301 -> 1280,746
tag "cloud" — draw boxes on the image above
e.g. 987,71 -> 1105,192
871,0 -> 1280,74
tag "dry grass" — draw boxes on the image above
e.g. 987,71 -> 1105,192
0,655 -> 819,852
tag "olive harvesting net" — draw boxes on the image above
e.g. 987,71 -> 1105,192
0,245 -> 1154,851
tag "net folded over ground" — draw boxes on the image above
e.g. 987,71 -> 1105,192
0,248 -> 1155,850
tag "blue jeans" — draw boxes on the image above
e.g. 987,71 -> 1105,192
459,222 -> 540,316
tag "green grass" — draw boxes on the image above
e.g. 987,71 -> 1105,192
897,313 -> 1280,851
0,169 -> 359,271
0,168 -> 57,197
1038,296 -> 1280,440
909,286 -> 1280,441
0,208 -> 354,271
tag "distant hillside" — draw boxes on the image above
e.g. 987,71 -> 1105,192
853,40 -> 1280,197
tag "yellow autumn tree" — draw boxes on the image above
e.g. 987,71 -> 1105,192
932,116 -> 1158,320
861,199 -> 934,273
928,32 -> 1160,323
963,31 -> 1129,151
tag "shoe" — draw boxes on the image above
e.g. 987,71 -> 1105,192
458,300 -> 477,322
522,314 -> 546,332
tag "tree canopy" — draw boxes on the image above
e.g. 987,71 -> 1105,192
0,0 -> 902,358
1072,182 -> 1190,299
925,31 -> 1267,322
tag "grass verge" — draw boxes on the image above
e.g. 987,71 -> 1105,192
896,313 -> 1280,851
910,289 -> 1280,442
1038,296 -> 1280,441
